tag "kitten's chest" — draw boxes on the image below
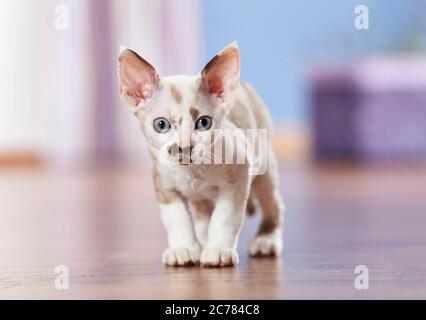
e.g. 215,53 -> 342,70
159,165 -> 218,200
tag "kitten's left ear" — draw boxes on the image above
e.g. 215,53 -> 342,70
118,48 -> 160,107
200,42 -> 240,105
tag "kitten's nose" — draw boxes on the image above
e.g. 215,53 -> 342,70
181,146 -> 191,156
168,143 -> 192,157
168,143 -> 180,156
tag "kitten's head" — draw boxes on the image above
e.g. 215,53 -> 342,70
118,43 -> 240,165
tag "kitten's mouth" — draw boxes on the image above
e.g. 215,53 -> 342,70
167,144 -> 194,165
167,153 -> 192,165
178,155 -> 192,165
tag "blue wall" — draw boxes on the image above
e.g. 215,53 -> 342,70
201,0 -> 426,123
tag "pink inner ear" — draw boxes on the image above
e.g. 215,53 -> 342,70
201,45 -> 240,101
118,49 -> 159,106
206,76 -> 224,96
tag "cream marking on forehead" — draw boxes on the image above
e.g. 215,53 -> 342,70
170,85 -> 183,105
160,76 -> 202,128
190,107 -> 199,121
164,75 -> 197,102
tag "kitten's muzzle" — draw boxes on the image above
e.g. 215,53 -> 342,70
168,143 -> 193,165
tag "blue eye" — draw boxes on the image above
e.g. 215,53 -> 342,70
153,117 -> 171,133
195,116 -> 212,131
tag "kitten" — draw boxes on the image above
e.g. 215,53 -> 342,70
117,43 -> 284,267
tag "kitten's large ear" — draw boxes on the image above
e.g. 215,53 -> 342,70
200,42 -> 240,105
118,48 -> 159,107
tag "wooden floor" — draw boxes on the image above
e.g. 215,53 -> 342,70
1,161 -> 426,299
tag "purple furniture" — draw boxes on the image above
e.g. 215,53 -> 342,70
311,57 -> 426,162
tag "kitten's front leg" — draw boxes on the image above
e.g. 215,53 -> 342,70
160,199 -> 201,266
153,166 -> 200,266
201,166 -> 250,267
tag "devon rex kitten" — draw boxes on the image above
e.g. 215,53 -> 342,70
118,43 -> 284,267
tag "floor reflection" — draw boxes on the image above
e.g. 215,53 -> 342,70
1,164 -> 426,298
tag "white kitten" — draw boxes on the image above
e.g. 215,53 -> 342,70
118,43 -> 284,267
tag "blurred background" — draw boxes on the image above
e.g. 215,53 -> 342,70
1,0 -> 426,166
1,0 -> 426,299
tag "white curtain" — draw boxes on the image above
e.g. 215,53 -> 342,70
0,1 -> 43,153
0,0 -> 201,166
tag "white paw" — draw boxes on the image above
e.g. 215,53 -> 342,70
162,247 -> 200,266
200,247 -> 239,267
249,233 -> 283,257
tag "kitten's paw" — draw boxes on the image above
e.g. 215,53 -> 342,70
162,247 -> 200,266
249,233 -> 283,257
200,247 -> 239,267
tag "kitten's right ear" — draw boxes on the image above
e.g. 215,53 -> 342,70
118,48 -> 159,107
200,42 -> 240,106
